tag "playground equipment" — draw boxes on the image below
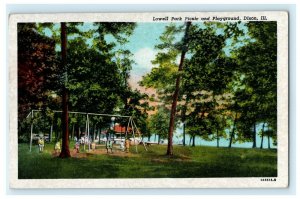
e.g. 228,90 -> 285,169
24,109 -> 147,153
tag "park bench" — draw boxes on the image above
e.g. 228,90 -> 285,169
144,142 -> 158,146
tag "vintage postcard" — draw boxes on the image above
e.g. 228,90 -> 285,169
9,11 -> 288,188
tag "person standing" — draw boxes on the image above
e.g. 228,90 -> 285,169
54,140 -> 61,155
75,141 -> 80,153
38,137 -> 44,153
106,139 -> 113,153
125,138 -> 130,153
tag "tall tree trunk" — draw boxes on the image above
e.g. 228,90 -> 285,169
229,128 -> 234,148
167,21 -> 191,156
260,123 -> 265,149
158,135 -> 160,145
181,95 -> 189,147
189,136 -> 192,146
59,22 -> 71,158
216,129 -> 219,148
268,134 -> 271,149
192,135 -> 195,147
252,122 -> 256,148
229,112 -> 238,148
182,122 -> 186,146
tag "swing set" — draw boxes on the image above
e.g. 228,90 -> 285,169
24,109 -> 147,153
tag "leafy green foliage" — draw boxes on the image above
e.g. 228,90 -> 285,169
140,21 -> 277,150
18,21 -> 278,151
231,22 -> 277,146
148,106 -> 170,143
18,22 -> 151,144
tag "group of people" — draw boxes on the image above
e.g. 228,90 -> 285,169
73,136 -> 92,153
105,138 -> 131,153
37,136 -> 61,155
36,135 -> 131,154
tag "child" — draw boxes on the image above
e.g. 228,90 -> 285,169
120,141 -> 125,151
125,138 -> 130,153
75,141 -> 80,153
38,137 -> 44,153
106,139 -> 113,153
54,141 -> 61,155
91,142 -> 96,150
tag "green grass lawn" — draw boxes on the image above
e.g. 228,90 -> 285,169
18,142 -> 277,179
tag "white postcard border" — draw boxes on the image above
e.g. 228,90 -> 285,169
9,11 -> 289,188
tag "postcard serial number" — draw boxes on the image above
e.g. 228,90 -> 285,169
261,178 -> 277,182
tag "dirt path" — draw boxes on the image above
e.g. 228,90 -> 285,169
52,148 -> 138,158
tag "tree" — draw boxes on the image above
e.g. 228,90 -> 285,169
59,22 -> 71,158
19,22 -> 151,152
18,23 -> 59,122
140,24 -> 186,150
141,22 -> 244,153
148,106 -> 170,144
45,22 -> 138,157
208,109 -> 229,148
166,22 -> 191,155
67,36 -> 122,114
182,36 -> 236,147
232,21 -> 277,148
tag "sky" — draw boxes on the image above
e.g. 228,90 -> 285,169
118,23 -> 173,90
123,22 -> 249,87
124,23 -> 168,89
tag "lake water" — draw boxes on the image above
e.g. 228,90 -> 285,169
145,125 -> 276,149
